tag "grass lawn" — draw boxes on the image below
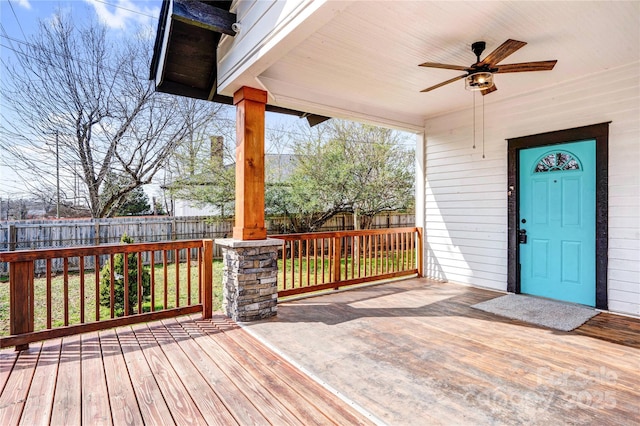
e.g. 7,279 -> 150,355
0,260 -> 225,337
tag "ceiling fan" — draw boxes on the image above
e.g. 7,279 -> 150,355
419,39 -> 557,95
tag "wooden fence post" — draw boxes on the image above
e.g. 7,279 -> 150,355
202,239 -> 213,319
94,222 -> 100,245
10,260 -> 34,351
8,224 -> 16,251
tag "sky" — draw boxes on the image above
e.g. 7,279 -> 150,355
0,0 -> 166,198
0,0 -> 309,202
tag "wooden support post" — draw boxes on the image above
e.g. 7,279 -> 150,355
202,239 -> 213,319
10,260 -> 34,351
233,86 -> 267,240
417,227 -> 424,277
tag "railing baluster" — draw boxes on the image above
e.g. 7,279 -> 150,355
313,239 -> 318,286
298,240 -> 303,289
46,259 -> 52,329
137,252 -> 143,314
198,247 -> 202,303
321,238 -> 326,284
95,255 -> 100,321
151,250 -> 156,312
409,232 -> 416,269
63,257 -> 69,326
187,248 -> 192,306
175,248 -> 180,308
163,250 -> 168,309
124,252 -> 129,317
305,240 -> 311,285
79,257 -> 85,323
290,241 -> 295,289
110,253 -> 115,319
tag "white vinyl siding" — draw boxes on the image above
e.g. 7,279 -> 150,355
424,62 -> 640,316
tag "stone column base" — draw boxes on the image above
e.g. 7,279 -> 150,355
215,238 -> 282,322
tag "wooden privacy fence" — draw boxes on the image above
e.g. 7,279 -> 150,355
278,227 -> 423,297
0,239 -> 213,350
0,213 -> 414,276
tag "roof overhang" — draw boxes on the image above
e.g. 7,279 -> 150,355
150,0 -> 235,100
150,0 -> 330,126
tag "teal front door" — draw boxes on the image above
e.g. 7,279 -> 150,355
519,140 -> 596,306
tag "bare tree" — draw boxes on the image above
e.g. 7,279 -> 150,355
0,12 -> 219,217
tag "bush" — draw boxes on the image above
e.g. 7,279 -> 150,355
99,233 -> 150,316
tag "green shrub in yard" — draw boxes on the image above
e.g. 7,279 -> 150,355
99,233 -> 150,316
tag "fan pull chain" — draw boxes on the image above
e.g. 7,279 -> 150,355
482,93 -> 485,159
472,92 -> 476,150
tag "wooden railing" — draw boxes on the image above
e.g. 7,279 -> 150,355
0,239 -> 213,350
277,227 -> 423,298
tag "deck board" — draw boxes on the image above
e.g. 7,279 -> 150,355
99,328 -> 143,426
161,318 -> 267,425
146,320 -> 238,426
0,343 -> 41,425
19,338 -> 60,425
130,323 -> 208,425
115,326 -> 175,425
1,313 -> 373,425
174,317 -> 302,425
81,332 -> 112,425
50,334 -> 81,425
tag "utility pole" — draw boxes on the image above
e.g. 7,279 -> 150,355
55,130 -> 60,219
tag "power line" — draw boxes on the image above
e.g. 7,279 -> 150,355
0,36 -> 148,81
88,0 -> 159,19
6,0 -> 27,40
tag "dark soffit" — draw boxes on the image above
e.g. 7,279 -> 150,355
149,0 -> 330,126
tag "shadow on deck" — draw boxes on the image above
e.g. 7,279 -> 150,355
244,278 -> 640,425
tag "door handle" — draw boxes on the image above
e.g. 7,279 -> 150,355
518,229 -> 527,244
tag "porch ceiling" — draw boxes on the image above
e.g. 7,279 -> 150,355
218,1 -> 639,131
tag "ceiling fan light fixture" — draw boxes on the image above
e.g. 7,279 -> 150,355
465,72 -> 494,91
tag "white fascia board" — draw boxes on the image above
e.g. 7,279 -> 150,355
217,0 -> 351,96
154,0 -> 174,87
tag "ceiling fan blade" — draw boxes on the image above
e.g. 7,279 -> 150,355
419,62 -> 469,71
480,39 -> 527,66
481,84 -> 497,96
420,74 -> 467,93
495,60 -> 557,73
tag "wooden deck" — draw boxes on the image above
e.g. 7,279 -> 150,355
0,316 -> 371,425
244,278 -> 640,425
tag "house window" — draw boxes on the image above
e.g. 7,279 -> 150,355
533,151 -> 581,173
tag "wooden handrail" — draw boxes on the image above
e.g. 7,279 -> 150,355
0,240 -> 205,262
1,239 -> 214,350
276,226 -> 419,241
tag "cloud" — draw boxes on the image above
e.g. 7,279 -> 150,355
83,0 -> 159,30
15,0 -> 32,9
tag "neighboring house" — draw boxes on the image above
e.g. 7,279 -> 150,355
151,1 -> 639,316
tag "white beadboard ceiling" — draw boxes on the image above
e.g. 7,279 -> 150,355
223,1 -> 639,131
